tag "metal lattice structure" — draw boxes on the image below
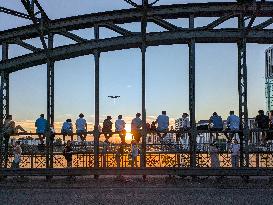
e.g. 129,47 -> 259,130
1,1 -> 273,175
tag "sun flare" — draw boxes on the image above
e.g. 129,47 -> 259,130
125,124 -> 132,141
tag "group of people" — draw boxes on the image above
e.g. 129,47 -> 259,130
4,109 -> 273,170
101,111 -> 170,144
35,113 -> 87,144
209,110 -> 273,145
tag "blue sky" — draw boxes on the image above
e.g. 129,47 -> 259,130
0,0 -> 272,130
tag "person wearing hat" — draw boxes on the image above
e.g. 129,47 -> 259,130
115,115 -> 126,144
76,113 -> 87,143
131,113 -> 142,143
102,116 -> 113,143
35,114 -> 48,144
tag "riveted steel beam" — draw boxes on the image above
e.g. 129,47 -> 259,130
13,38 -> 42,52
1,2 -> 273,44
1,29 -> 273,73
0,6 -> 32,20
100,23 -> 134,36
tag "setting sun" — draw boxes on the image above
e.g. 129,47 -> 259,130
125,124 -> 133,141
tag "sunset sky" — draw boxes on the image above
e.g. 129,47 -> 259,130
0,0 -> 272,132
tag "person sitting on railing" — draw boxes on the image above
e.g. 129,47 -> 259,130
224,111 -> 240,142
61,119 -> 73,143
177,113 -> 190,145
209,112 -> 223,140
102,116 -> 113,143
255,110 -> 269,145
115,115 -> 126,144
155,111 -> 169,140
35,114 -> 47,145
76,113 -> 87,144
131,113 -> 142,143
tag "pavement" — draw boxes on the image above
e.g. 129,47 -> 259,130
0,176 -> 273,205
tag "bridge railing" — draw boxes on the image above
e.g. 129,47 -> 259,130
2,129 -> 273,169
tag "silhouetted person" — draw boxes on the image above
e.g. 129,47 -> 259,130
35,114 -> 47,144
61,119 -> 73,142
76,113 -> 87,143
12,141 -> 22,169
230,139 -> 240,168
115,115 -> 126,144
102,116 -> 113,143
156,111 -> 169,139
209,141 -> 220,168
209,112 -> 223,140
2,115 -> 25,168
180,113 -> 190,130
268,110 -> 273,141
224,111 -> 240,142
131,140 -> 139,168
131,113 -> 142,143
63,140 -> 75,180
255,110 -> 269,145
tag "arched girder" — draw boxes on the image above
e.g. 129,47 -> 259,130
1,2 -> 273,44
1,28 -> 273,73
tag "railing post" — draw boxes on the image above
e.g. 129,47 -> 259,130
189,15 -> 197,168
140,0 -> 148,169
0,42 -> 9,169
238,15 -> 249,168
94,25 -> 100,174
46,33 -> 54,170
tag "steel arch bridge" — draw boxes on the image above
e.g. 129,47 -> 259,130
1,0 -> 273,176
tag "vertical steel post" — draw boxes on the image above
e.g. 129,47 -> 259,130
94,25 -> 100,169
0,42 -> 9,168
140,0 -> 148,168
238,15 -> 249,167
189,15 -> 197,168
46,33 -> 54,169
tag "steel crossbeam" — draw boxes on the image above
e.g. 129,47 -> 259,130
1,29 -> 273,73
1,2 -> 273,44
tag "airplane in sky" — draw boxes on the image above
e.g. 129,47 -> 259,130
108,96 -> 120,99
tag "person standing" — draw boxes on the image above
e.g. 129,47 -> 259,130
225,111 -> 240,142
61,119 -> 73,142
76,113 -> 87,143
230,139 -> 240,168
63,140 -> 75,180
2,115 -> 25,167
156,111 -> 169,139
12,141 -> 22,169
255,110 -> 270,145
268,110 -> 273,141
115,115 -> 126,144
131,113 -> 142,143
102,116 -> 113,143
180,113 -> 190,130
209,141 -> 220,168
35,114 -> 47,144
131,140 -> 139,168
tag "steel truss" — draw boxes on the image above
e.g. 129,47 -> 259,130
1,1 -> 273,171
